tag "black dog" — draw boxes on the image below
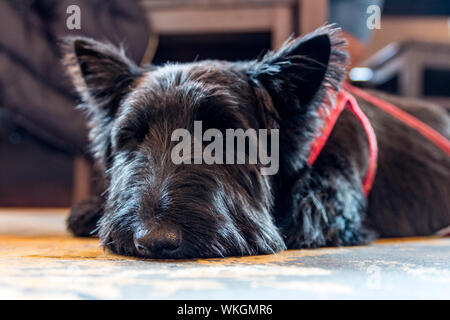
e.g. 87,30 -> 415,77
64,26 -> 450,259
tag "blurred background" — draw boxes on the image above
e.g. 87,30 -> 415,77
0,0 -> 449,208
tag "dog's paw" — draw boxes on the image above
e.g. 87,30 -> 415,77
67,196 -> 104,237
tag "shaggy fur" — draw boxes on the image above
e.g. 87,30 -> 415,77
63,26 -> 450,258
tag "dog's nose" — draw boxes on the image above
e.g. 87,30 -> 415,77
134,224 -> 181,256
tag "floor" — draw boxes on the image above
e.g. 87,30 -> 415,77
0,208 -> 449,299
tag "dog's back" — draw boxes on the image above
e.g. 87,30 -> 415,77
356,91 -> 450,237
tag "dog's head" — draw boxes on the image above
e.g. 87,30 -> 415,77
63,26 -> 347,258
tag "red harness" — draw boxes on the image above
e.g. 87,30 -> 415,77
307,83 -> 450,197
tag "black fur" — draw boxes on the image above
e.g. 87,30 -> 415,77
63,26 -> 450,258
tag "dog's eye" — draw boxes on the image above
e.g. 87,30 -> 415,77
113,127 -> 143,151
196,101 -> 244,133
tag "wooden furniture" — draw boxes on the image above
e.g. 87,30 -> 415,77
298,0 -> 328,36
140,0 -> 328,53
72,156 -> 92,204
360,41 -> 450,109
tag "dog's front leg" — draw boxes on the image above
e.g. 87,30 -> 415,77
67,195 -> 104,237
282,166 -> 375,249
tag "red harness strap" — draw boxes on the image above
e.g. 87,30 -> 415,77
345,83 -> 450,157
308,83 -> 450,197
307,89 -> 378,196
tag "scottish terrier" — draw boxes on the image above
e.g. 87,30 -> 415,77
64,26 -> 450,259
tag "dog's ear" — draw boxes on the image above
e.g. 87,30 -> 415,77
63,37 -> 142,117
62,38 -> 142,173
247,26 -> 348,174
248,26 -> 348,118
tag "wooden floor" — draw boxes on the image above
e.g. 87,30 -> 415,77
0,208 -> 449,299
